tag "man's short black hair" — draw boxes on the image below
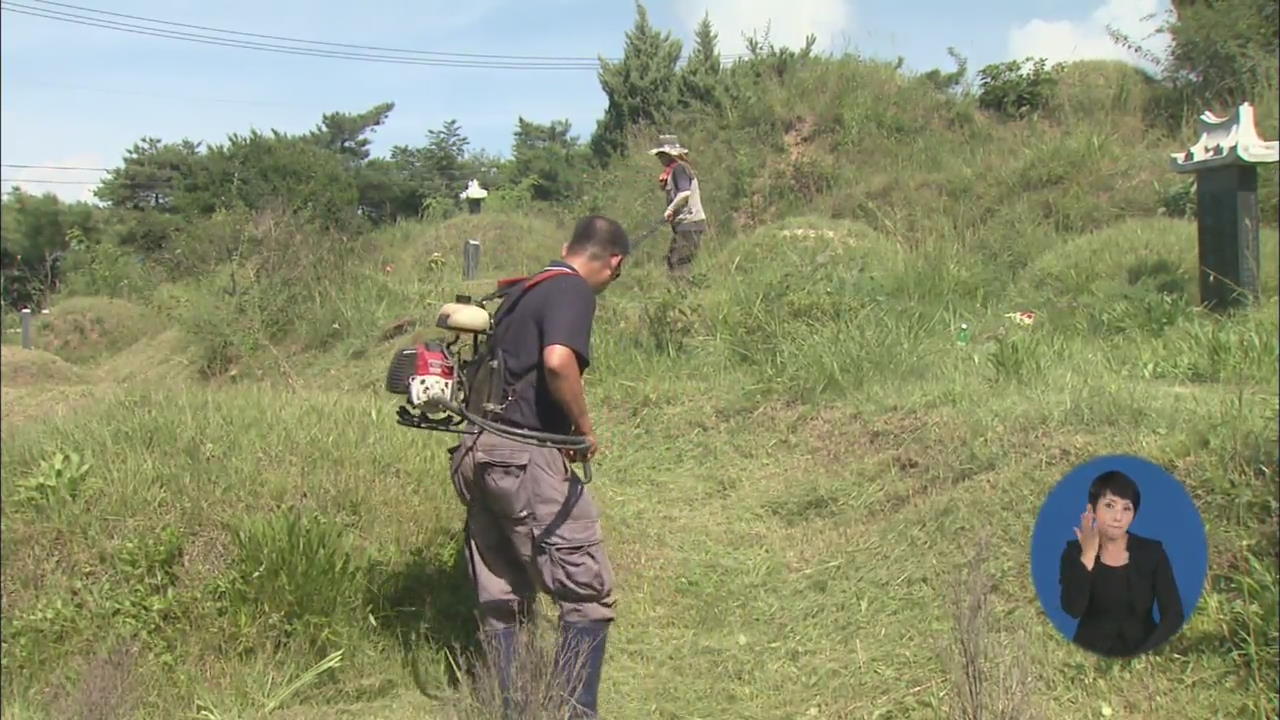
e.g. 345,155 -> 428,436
567,215 -> 630,259
1088,470 -> 1141,514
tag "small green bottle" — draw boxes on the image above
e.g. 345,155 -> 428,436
956,323 -> 971,346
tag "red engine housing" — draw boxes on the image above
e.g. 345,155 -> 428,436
415,344 -> 455,379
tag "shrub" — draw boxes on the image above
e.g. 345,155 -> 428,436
173,207 -> 381,376
58,236 -> 157,302
33,296 -> 162,365
977,58 -> 1067,119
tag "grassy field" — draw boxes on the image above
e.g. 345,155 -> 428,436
3,52 -> 1279,719
2,207 -> 1276,719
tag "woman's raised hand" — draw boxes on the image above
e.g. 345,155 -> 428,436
1075,505 -> 1100,570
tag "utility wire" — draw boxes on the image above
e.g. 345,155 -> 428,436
2,164 -> 490,178
0,3 -> 602,69
23,0 -> 687,63
2,163 -> 110,171
2,177 -> 109,184
3,177 -> 170,183
5,80 -> 318,107
5,0 -> 747,68
4,167 -> 505,184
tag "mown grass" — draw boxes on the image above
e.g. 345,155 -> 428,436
4,49 -> 1279,718
2,206 -> 1276,719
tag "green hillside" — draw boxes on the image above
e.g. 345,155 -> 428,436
2,5 -> 1278,719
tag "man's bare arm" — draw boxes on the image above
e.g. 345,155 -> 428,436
542,344 -> 592,436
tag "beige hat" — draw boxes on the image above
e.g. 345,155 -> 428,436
648,134 -> 689,157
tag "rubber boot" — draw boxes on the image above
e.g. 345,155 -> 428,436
483,625 -> 519,718
554,620 -> 609,719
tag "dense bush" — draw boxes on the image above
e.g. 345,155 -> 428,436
977,58 -> 1068,119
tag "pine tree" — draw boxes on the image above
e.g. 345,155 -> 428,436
589,1 -> 683,163
679,12 -> 724,110
509,117 -> 589,202
305,102 -> 395,164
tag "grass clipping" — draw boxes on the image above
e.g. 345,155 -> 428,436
944,537 -> 1038,720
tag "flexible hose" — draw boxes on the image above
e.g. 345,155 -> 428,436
433,398 -> 595,483
417,324 -> 596,479
445,360 -> 589,450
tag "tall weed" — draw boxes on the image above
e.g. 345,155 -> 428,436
943,537 -> 1039,720
223,506 -> 362,653
11,449 -> 91,513
1146,302 -> 1279,384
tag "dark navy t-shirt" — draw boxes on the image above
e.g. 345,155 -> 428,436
491,261 -> 596,434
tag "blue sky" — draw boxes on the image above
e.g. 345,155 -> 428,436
0,0 -> 1170,203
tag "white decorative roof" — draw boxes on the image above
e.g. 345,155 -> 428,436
1170,101 -> 1279,173
460,179 -> 489,200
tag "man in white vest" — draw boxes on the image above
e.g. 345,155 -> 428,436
650,135 -> 707,279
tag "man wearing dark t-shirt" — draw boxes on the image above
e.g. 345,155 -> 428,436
448,215 -> 629,719
489,258 -> 598,438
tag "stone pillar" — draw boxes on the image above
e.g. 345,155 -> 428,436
20,307 -> 32,349
463,239 -> 480,280
1169,101 -> 1278,312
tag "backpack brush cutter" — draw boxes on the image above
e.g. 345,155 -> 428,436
384,267 -> 597,482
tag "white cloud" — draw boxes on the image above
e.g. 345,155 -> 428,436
674,0 -> 855,56
1008,0 -> 1170,67
2,152 -> 108,205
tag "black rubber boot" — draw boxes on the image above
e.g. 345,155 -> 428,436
554,620 -> 609,719
483,625 -> 519,718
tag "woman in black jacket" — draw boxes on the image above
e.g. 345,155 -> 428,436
1059,470 -> 1185,657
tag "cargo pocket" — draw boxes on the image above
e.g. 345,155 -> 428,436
446,442 -> 468,505
448,435 -> 484,506
535,519 -> 613,602
476,445 -> 532,522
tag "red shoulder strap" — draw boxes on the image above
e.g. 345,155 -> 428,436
523,267 -> 576,290
489,267 -> 579,328
494,267 -> 576,292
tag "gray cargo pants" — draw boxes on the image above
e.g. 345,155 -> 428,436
666,227 -> 702,277
449,429 -> 617,632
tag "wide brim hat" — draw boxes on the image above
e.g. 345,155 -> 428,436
648,134 -> 689,157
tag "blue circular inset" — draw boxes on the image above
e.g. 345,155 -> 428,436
1030,454 -> 1208,656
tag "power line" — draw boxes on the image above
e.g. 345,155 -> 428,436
2,178 -> 105,184
4,165 -> 507,184
4,0 -> 748,70
0,3 -> 603,69
4,80 -> 319,108
1,163 -> 500,180
3,178 -> 170,186
0,5 -> 596,69
2,163 -> 110,171
24,0 -> 639,63
4,174 -> 494,184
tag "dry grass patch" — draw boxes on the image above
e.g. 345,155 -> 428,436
1,346 -> 87,386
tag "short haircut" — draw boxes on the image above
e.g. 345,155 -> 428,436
1088,470 -> 1141,514
567,215 -> 630,260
